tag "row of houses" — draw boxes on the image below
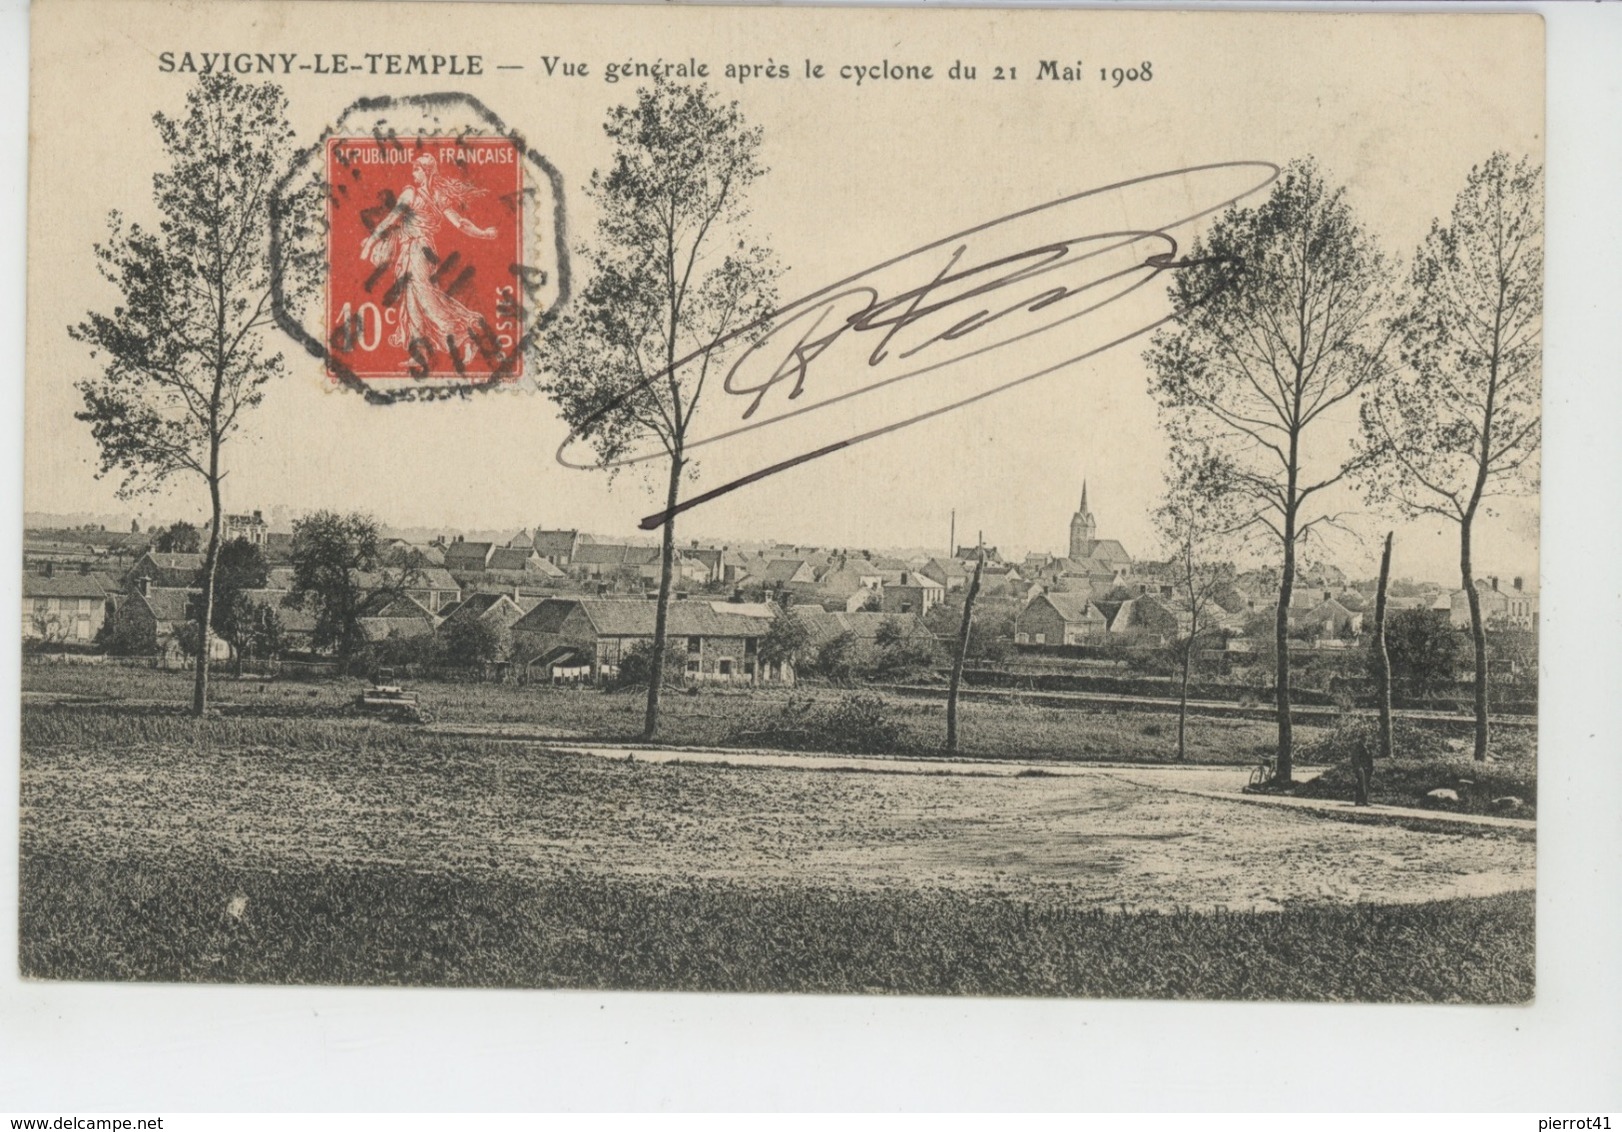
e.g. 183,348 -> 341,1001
1013,575 -> 1541,652
22,512 -> 1538,666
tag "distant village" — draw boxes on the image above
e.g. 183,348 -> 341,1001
22,478 -> 1539,685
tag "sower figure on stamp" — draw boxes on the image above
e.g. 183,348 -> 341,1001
360,152 -> 498,368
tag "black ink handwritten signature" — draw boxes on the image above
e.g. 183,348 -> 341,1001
552,161 -> 1279,529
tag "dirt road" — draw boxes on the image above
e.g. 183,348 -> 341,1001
22,732 -> 1535,914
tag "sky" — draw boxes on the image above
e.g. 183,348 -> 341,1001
23,4 -> 1544,586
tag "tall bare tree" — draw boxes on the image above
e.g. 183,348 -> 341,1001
1361,153 -> 1542,761
540,79 -> 779,739
1145,159 -> 1394,782
71,74 -> 318,715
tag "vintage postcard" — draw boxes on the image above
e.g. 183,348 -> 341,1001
21,0 -> 1542,1002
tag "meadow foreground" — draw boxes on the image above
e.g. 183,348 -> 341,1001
19,671 -> 1536,1001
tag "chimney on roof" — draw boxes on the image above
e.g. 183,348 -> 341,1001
44,561 -> 53,578
513,584 -> 521,602
252,510 -> 263,523
139,577 -> 150,597
1490,576 -> 1499,592
1513,576 -> 1523,592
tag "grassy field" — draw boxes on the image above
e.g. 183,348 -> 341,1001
1287,715 -> 1539,816
21,662 -> 1312,765
20,850 -> 1533,1001
20,675 -> 1537,1000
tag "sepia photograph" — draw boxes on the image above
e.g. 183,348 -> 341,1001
19,0 -> 1550,1013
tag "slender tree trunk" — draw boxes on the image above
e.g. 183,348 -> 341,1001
192,467 -> 222,716
1460,512 -> 1489,761
946,548 -> 984,753
1177,640 -> 1192,763
1275,500 -> 1298,784
644,453 -> 683,740
1362,531 -> 1395,806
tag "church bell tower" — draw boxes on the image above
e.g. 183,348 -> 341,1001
1069,480 -> 1097,560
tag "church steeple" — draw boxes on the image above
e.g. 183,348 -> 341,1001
1069,477 -> 1097,560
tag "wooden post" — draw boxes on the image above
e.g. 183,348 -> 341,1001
1362,531 -> 1395,805
946,536 -> 985,753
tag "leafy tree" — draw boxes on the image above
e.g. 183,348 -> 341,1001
172,620 -> 204,665
214,588 -> 283,670
872,617 -> 937,681
540,79 -> 779,739
1382,608 -> 1464,702
814,630 -> 859,682
442,615 -> 503,668
212,538 -> 269,593
28,613 -> 69,659
100,612 -> 157,657
70,74 -> 319,715
612,638 -> 687,690
153,520 -> 200,554
964,604 -> 1015,663
206,538 -> 269,666
1360,153 -> 1542,761
238,600 -> 284,663
285,511 -> 419,665
759,609 -> 812,670
1485,622 -> 1538,681
1145,159 -> 1394,782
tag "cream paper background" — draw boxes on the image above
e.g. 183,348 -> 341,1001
5,0 -> 1620,1112
26,1 -> 1541,582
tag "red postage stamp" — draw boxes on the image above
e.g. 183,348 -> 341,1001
326,135 -> 525,382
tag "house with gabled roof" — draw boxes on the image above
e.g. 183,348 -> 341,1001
881,571 -> 944,617
23,572 -> 116,645
1102,594 -> 1184,643
680,544 -> 725,585
442,539 -> 497,573
1296,597 -> 1362,640
793,607 -> 936,667
109,586 -> 232,665
1015,591 -> 1107,646
570,543 -> 665,583
920,557 -> 970,592
488,545 -> 546,574
531,529 -> 587,566
510,597 -> 788,684
755,558 -> 818,587
385,540 -> 446,568
357,593 -> 438,642
353,567 -> 462,614
435,592 -> 527,660
239,589 -> 318,652
126,550 -> 203,590
1450,576 -> 1538,632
